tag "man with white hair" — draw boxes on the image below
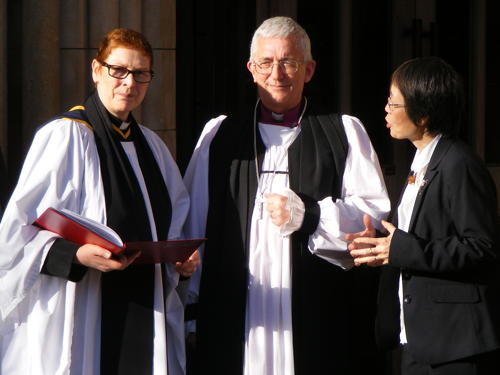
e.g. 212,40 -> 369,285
184,16 -> 390,375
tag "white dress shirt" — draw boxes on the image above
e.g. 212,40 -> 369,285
397,134 -> 442,344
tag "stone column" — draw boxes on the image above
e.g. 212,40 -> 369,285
89,0 -> 120,47
22,0 -> 61,148
120,0 -> 142,31
142,0 -> 177,156
60,0 -> 90,111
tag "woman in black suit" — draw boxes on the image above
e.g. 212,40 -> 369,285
348,57 -> 500,375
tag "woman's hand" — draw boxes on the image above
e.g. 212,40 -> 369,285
348,220 -> 396,267
75,244 -> 140,272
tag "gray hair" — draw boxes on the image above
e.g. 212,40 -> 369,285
249,16 -> 312,61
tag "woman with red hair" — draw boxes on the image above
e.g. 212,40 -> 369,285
0,29 -> 198,375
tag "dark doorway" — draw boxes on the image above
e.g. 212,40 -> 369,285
176,1 -> 257,173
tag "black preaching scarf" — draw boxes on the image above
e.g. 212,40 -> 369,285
84,91 -> 172,374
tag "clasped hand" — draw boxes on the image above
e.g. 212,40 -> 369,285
345,214 -> 396,267
265,193 -> 290,226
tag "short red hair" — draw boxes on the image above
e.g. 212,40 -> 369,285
95,28 -> 153,67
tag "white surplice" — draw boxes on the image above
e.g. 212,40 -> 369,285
183,114 -> 390,375
0,118 -> 190,375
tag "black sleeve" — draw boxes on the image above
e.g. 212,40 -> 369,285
41,237 -> 88,282
296,192 -> 321,235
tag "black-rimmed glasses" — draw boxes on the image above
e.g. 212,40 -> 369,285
100,61 -> 154,83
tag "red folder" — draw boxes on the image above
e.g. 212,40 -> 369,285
34,207 -> 205,264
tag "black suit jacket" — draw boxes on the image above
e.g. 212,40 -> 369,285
376,136 -> 500,365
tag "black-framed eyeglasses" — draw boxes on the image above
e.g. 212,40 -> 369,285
100,61 -> 154,83
252,59 -> 303,75
387,97 -> 406,112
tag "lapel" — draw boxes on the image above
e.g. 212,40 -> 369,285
407,136 -> 454,231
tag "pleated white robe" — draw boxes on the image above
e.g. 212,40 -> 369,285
0,118 -> 189,375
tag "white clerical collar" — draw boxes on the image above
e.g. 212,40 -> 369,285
271,112 -> 284,121
120,121 -> 131,131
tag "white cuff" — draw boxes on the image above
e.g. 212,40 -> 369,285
279,187 -> 305,237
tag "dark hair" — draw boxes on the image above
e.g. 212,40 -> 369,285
96,28 -> 153,68
391,56 -> 464,137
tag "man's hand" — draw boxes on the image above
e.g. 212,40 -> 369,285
348,220 -> 396,267
75,244 -> 140,272
175,250 -> 201,278
265,193 -> 290,227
